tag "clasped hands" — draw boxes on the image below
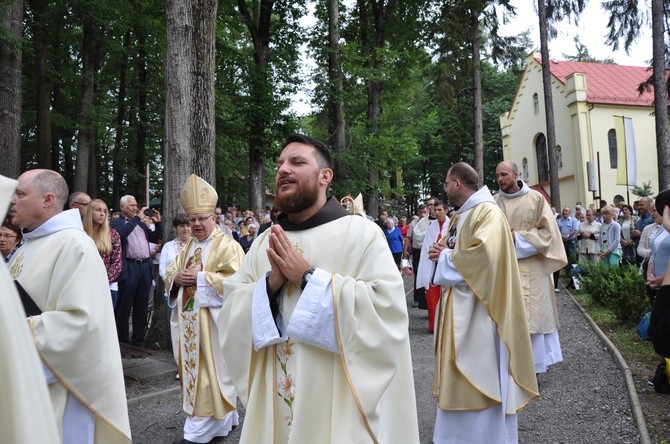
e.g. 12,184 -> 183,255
266,225 -> 311,294
175,267 -> 199,287
428,241 -> 448,262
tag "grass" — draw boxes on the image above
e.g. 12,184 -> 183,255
571,286 -> 657,364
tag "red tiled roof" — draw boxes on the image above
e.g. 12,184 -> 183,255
534,58 -> 655,107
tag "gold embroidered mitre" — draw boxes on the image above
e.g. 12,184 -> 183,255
352,193 -> 366,217
180,174 -> 218,215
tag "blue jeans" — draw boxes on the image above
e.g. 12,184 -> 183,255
111,289 -> 118,309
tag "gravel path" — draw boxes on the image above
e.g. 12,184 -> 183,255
407,271 -> 641,444
128,275 -> 644,443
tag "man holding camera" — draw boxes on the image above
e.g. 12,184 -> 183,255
111,195 -> 163,347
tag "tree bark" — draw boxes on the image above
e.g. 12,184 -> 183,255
329,0 -> 346,193
471,7 -> 484,186
0,0 -> 23,178
238,0 -> 274,212
538,0 -> 561,210
28,0 -> 52,170
651,0 -> 670,190
51,27 -> 74,184
162,0 -> 218,348
165,0 -> 218,228
135,27 -> 149,199
113,31 -> 130,208
367,79 -> 382,218
360,0 -> 392,218
74,15 -> 98,193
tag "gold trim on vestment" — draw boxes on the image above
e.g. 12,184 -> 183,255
433,202 -> 539,413
192,309 -> 235,417
331,274 -> 379,444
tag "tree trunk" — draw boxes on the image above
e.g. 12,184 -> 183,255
162,0 -> 218,348
113,31 -> 130,208
538,0 -> 561,209
471,7 -> 484,186
367,79 -> 382,217
0,0 -> 23,178
190,0 -> 217,182
135,27 -> 149,202
29,0 -> 52,170
51,29 -> 73,183
652,0 -> 670,190
165,0 -> 218,229
329,0 -> 346,193
74,15 -> 98,193
238,0 -> 273,212
361,0 -> 390,218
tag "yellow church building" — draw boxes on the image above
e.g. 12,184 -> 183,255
499,53 -> 660,209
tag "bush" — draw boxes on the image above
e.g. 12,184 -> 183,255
577,262 -> 648,326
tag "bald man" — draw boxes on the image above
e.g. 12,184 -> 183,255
494,161 -> 568,374
9,169 -> 130,443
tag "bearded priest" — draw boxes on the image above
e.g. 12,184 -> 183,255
218,134 -> 419,443
164,174 -> 245,443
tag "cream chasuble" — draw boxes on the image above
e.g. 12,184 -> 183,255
0,175 -> 59,443
165,229 -> 244,418
219,214 -> 419,444
495,183 -> 567,334
9,209 -> 131,443
433,187 -> 538,414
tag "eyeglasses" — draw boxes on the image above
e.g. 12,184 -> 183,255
188,214 -> 213,224
443,178 -> 458,191
72,201 -> 91,206
0,234 -> 17,239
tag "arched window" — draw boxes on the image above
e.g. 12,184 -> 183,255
533,93 -> 539,115
522,157 -> 529,179
536,133 -> 549,183
557,145 -> 563,169
608,129 -> 618,169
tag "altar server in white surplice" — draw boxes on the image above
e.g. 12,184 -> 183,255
495,161 -> 568,374
164,174 -> 245,443
8,169 -> 131,443
218,134 -> 419,443
0,174 -> 59,444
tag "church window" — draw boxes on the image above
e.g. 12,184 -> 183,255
522,157 -> 529,179
608,129 -> 617,169
535,133 -> 549,183
533,93 -> 539,115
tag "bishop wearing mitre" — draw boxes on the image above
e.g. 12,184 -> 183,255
164,174 -> 245,443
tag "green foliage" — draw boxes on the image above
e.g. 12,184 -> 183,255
562,35 -> 615,64
578,262 -> 649,326
631,180 -> 655,198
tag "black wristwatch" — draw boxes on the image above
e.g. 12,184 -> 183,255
301,267 -> 315,290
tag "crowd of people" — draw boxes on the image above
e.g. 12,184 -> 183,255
3,134 -> 670,444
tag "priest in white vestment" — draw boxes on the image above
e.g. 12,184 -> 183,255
0,175 -> 59,443
218,134 -> 419,443
164,174 -> 245,443
430,163 -> 538,444
495,161 -> 567,373
8,169 -> 131,443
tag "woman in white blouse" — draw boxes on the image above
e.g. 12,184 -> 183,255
159,215 -> 192,305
